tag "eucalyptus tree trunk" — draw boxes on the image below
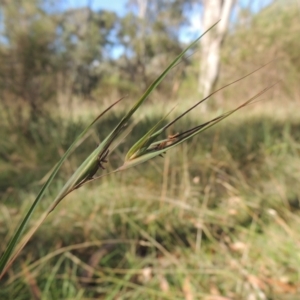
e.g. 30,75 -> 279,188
198,0 -> 234,106
137,0 -> 148,88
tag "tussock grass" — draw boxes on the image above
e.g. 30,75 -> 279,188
1,23 -> 276,279
1,108 -> 300,298
1,22 -> 299,298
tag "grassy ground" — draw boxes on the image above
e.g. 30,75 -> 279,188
1,99 -> 300,299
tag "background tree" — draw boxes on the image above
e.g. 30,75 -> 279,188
0,0 -> 59,124
115,0 -> 193,95
57,7 -> 117,96
198,0 -> 235,105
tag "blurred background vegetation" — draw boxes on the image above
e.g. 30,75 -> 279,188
0,0 -> 300,299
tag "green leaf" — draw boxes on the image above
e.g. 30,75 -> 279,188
125,107 -> 176,160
